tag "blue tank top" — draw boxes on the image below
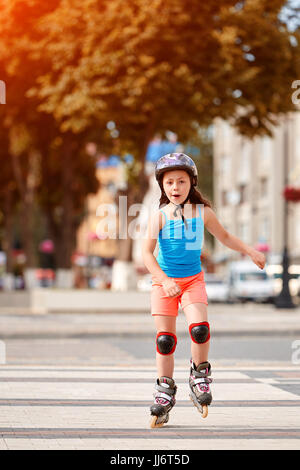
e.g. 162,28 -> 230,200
156,205 -> 204,278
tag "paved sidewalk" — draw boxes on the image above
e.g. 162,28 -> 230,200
0,303 -> 299,450
0,364 -> 299,450
0,303 -> 299,338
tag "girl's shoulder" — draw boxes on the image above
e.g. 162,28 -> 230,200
203,205 -> 215,226
148,208 -> 166,233
183,203 -> 204,220
159,204 -> 170,218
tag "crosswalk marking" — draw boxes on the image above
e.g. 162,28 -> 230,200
0,365 -> 299,449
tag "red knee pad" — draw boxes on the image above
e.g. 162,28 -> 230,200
156,332 -> 177,355
189,322 -> 210,344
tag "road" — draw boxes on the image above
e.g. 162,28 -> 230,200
0,308 -> 299,450
2,334 -> 299,367
0,361 -> 299,450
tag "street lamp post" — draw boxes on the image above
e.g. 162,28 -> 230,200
274,116 -> 295,309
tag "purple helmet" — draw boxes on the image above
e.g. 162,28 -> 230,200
155,153 -> 198,186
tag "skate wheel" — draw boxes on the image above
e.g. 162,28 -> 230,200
189,394 -> 209,418
150,415 -> 165,429
201,405 -> 208,418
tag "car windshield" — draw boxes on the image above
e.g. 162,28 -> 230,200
240,272 -> 267,281
273,273 -> 300,279
206,279 -> 224,284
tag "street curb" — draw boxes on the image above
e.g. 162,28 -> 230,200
0,329 -> 299,339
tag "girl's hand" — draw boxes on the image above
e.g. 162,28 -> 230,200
249,249 -> 266,270
162,278 -> 181,297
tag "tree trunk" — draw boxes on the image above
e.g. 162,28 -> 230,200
2,189 -> 15,290
2,189 -> 14,274
57,133 -> 75,270
52,133 -> 76,288
11,150 -> 38,273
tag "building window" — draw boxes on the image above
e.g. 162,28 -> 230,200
239,184 -> 246,204
239,140 -> 251,183
260,177 -> 268,198
261,136 -> 272,162
296,214 -> 300,243
238,221 -> 249,242
220,155 -> 231,176
260,217 -> 269,240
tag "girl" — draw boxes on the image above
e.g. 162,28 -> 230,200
142,153 -> 266,428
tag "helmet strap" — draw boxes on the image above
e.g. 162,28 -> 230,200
171,190 -> 191,228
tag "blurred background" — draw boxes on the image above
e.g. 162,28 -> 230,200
0,0 -> 300,308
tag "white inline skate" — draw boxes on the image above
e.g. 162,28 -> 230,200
189,360 -> 212,418
150,376 -> 177,428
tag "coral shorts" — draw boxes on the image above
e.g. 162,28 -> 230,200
151,271 -> 208,317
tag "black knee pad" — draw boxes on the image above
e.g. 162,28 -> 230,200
189,322 -> 210,344
156,332 -> 177,355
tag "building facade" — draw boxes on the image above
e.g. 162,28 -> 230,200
76,164 -> 122,260
212,112 -> 300,272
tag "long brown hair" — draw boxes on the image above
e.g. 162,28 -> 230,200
158,172 -> 213,209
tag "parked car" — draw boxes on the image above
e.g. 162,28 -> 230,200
204,274 -> 229,303
227,261 -> 275,303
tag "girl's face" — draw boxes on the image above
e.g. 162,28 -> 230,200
162,170 -> 191,205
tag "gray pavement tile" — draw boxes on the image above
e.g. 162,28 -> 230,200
0,364 -> 300,450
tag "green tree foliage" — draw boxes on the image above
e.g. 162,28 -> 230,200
29,0 -> 300,144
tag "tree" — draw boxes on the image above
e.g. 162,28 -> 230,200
27,0 -> 299,286
34,115 -> 100,271
30,0 -> 300,138
2,0 -> 300,288
0,0 -> 100,286
0,0 -> 62,276
0,126 -> 20,283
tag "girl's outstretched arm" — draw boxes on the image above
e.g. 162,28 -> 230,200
204,207 -> 266,270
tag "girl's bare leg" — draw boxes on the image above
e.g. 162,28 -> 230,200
153,315 -> 177,378
183,303 -> 209,365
